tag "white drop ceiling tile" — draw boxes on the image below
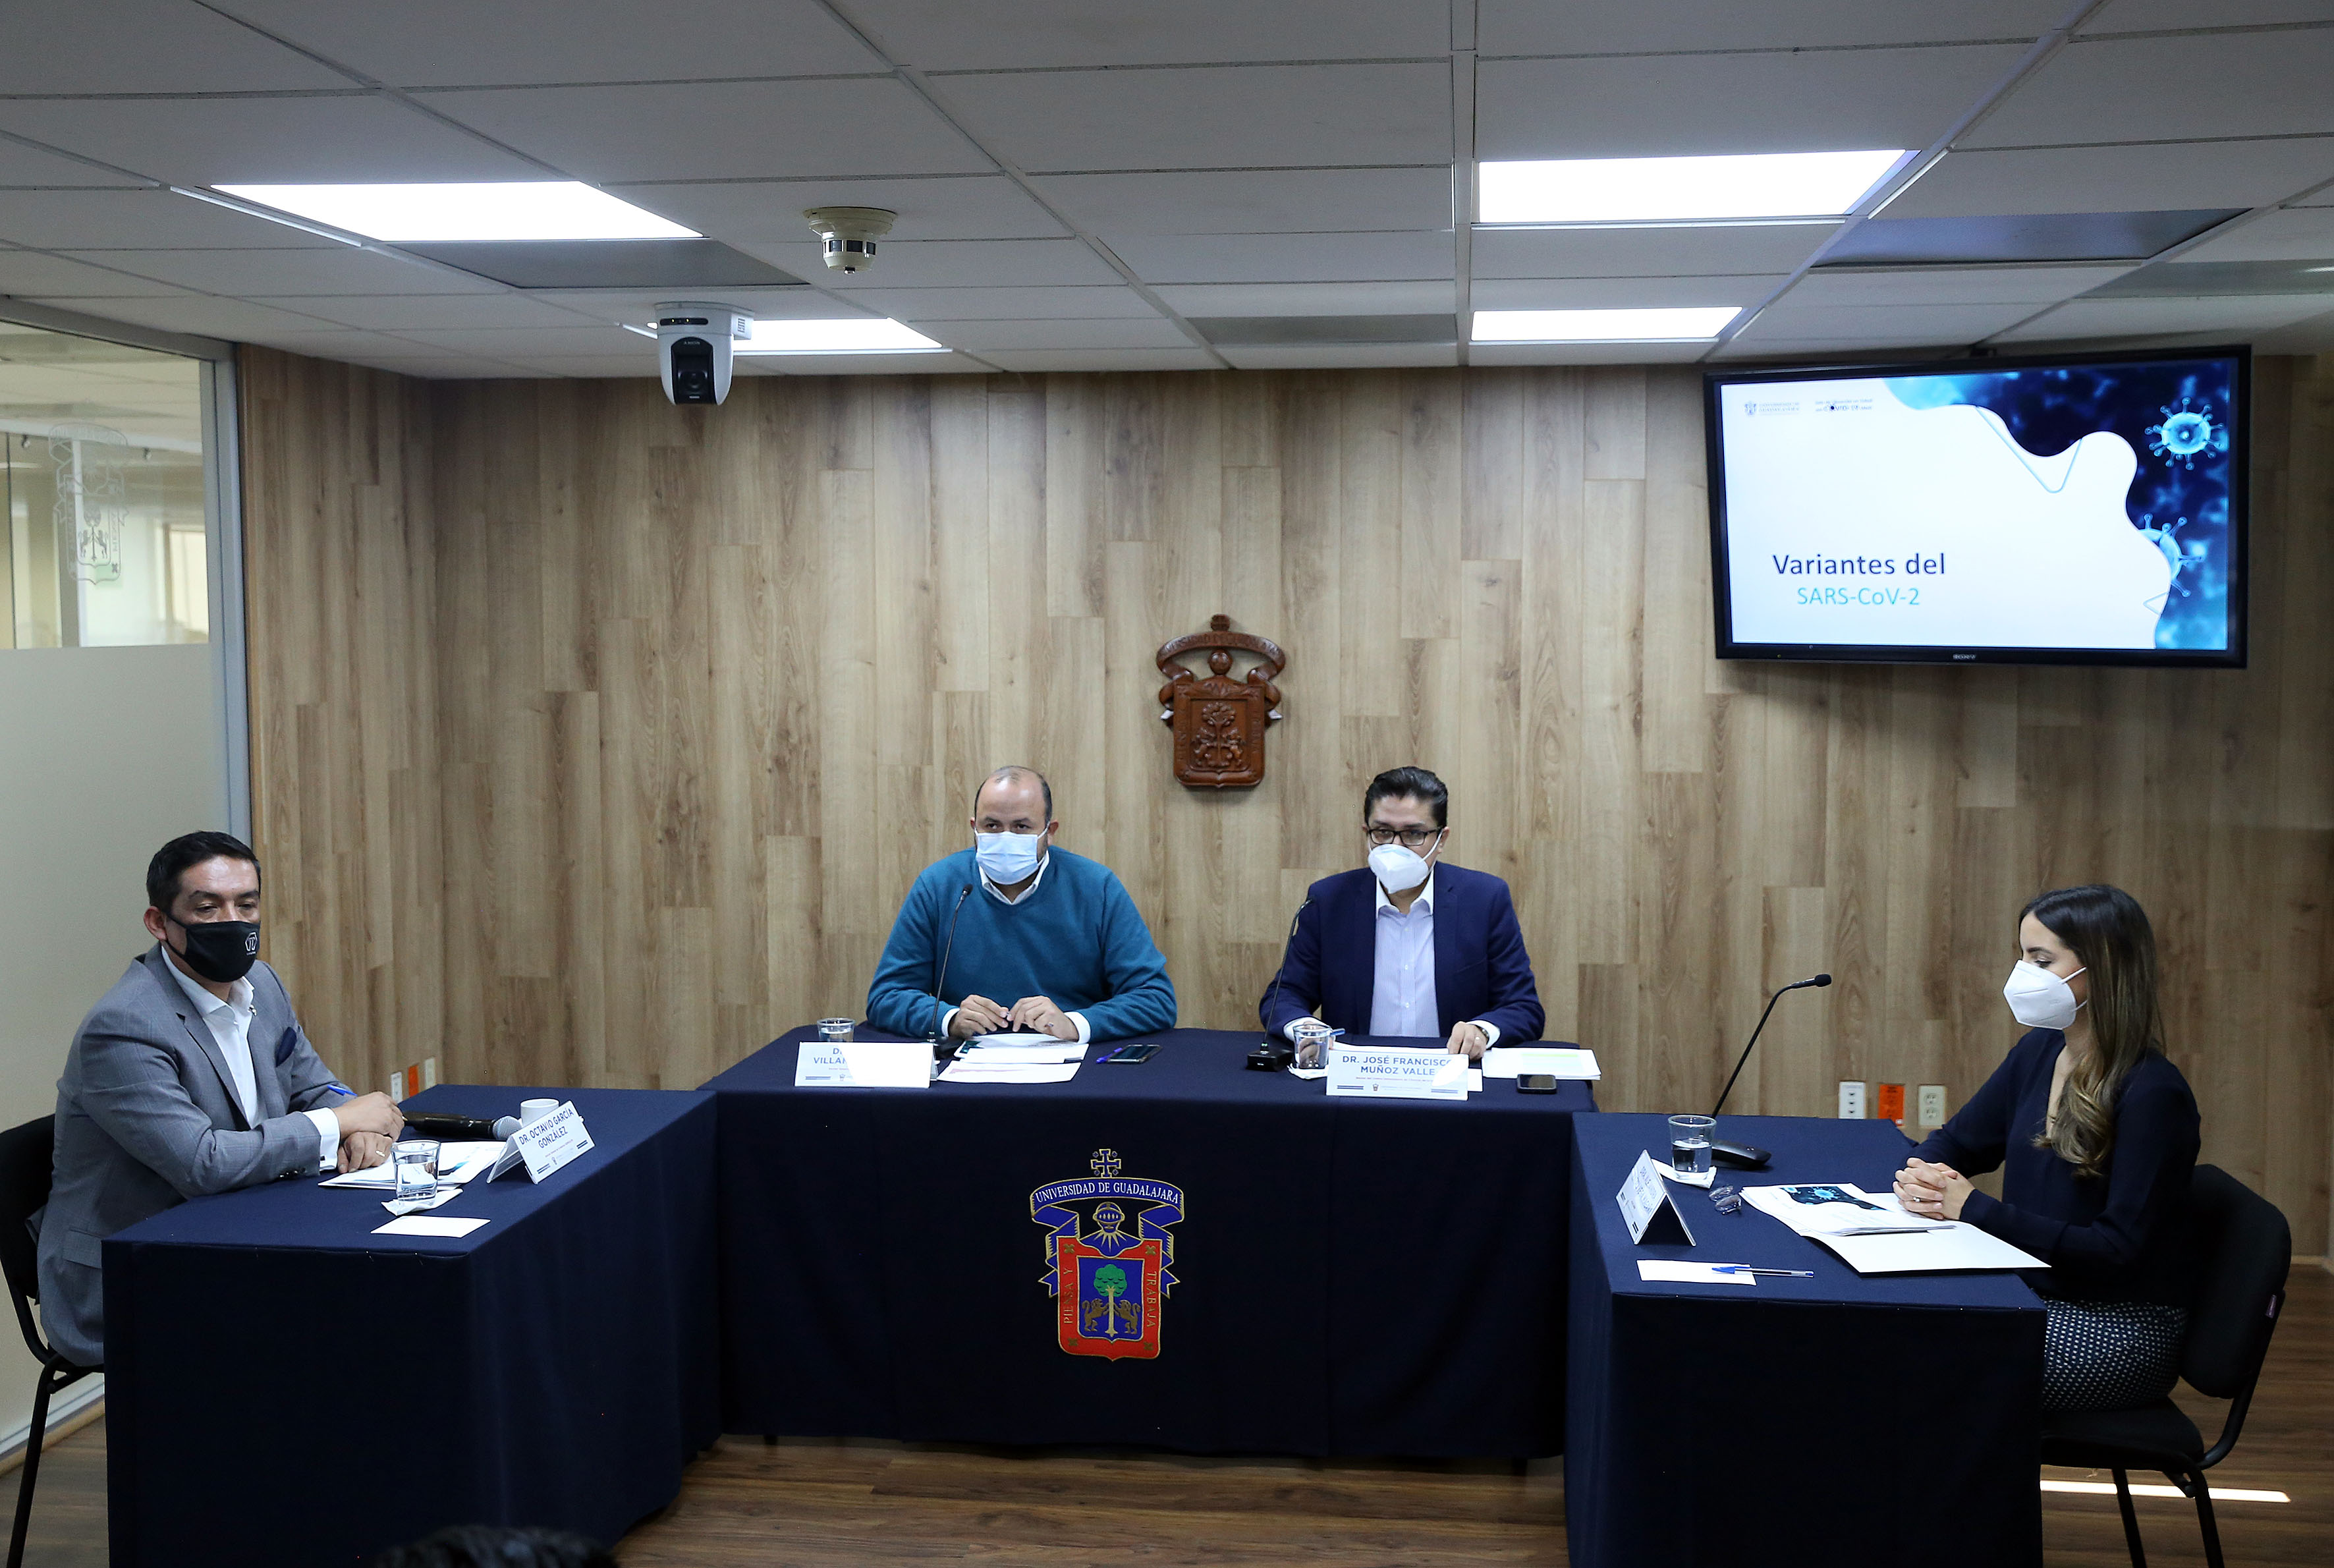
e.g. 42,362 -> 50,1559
1480,0 -> 2068,52
59,246 -> 501,296
0,190 -> 347,250
2178,207 -> 2334,262
1152,281 -> 1455,315
1473,224 -> 1839,279
837,285 -> 1158,319
1780,265 -> 2134,306
219,0 -> 883,85
417,80 -> 990,182
494,355 -> 671,378
0,142 -> 145,189
32,295 -> 353,339
1105,231 -> 1454,285
0,1 -> 351,93
242,293 -> 607,330
2081,1 -> 2334,33
854,1 -> 1441,68
521,286 -> 848,322
740,350 -> 989,375
225,327 -> 439,359
733,238 -> 1123,289
1473,275 -> 1783,309
1034,168 -> 1453,237
0,98 -> 543,188
1469,341 -> 1713,365
928,318 -> 1196,352
608,177 -> 1069,242
342,355 -> 534,378
1740,301 -> 2040,340
0,250 -> 196,298
1885,139 -> 2334,219
388,325 -> 655,356
1993,294 -> 2334,340
1218,343 -> 1458,369
977,349 -> 1219,372
1711,337 -> 1965,362
1476,47 -> 2022,161
939,63 -> 1453,173
1968,32 -> 2334,148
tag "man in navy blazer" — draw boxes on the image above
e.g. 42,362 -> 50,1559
1258,766 -> 1543,1057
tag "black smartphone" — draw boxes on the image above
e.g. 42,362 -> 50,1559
1516,1073 -> 1559,1094
1100,1044 -> 1159,1063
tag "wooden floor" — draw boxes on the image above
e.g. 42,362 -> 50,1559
22,1267 -> 2328,1565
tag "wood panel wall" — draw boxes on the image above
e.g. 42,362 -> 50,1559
240,347 -> 2334,1246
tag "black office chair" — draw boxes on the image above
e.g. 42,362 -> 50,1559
0,1116 -> 100,1568
2038,1163 -> 2291,1568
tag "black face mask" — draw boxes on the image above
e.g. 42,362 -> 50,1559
169,917 -> 260,984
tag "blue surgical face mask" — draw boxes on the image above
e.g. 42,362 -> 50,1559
976,830 -> 1046,886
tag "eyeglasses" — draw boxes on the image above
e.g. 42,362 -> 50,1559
1365,826 -> 1441,849
1709,1185 -> 1744,1215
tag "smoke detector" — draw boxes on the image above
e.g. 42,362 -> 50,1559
803,206 -> 897,273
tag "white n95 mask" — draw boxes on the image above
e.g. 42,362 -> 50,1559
1369,841 -> 1433,894
976,831 -> 1045,885
2002,961 -> 2086,1031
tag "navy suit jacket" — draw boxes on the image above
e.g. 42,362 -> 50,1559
1257,862 -> 1544,1043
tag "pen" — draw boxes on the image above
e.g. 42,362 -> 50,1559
1711,1265 -> 1815,1277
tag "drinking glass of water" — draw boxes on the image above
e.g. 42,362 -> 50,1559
393,1139 -> 441,1204
1668,1115 -> 1715,1176
1291,1020 -> 1335,1070
818,1018 -> 856,1044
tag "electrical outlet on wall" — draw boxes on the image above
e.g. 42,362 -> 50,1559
1918,1084 -> 1947,1127
422,1056 -> 439,1090
1837,1080 -> 1867,1119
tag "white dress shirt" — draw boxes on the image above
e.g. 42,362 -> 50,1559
1358,870 -> 1500,1047
941,853 -> 1093,1044
159,955 -> 340,1168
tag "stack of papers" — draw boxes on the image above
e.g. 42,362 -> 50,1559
321,1140 -> 507,1190
1742,1183 -> 2047,1274
1480,1046 -> 1601,1080
941,1036 -> 1085,1084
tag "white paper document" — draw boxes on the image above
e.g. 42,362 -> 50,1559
1744,1183 -> 2047,1274
373,1214 -> 489,1238
321,1140 -> 507,1189
959,1040 -> 1087,1064
1480,1046 -> 1601,1080
1638,1260 -> 1754,1285
939,1059 -> 1082,1084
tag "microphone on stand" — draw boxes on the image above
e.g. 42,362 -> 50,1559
1246,897 -> 1312,1071
1705,973 -> 1831,1169
930,884 -> 974,1056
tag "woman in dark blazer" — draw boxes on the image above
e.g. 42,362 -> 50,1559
1895,883 -> 2200,1411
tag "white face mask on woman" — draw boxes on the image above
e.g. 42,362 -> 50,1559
2002,960 -> 2087,1031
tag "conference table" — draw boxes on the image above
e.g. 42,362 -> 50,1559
706,1026 -> 1595,1457
1567,1113 -> 2046,1568
101,1085 -> 719,1568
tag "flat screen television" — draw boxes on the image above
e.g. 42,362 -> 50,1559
1704,346 -> 2248,666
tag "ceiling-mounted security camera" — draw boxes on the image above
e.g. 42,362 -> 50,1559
653,300 -> 752,405
803,207 -> 897,273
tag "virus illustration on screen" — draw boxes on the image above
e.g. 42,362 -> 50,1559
2146,397 -> 2227,469
2137,513 -> 2206,600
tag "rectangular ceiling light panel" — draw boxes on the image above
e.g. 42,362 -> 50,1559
1472,307 -> 1740,342
736,318 -> 945,354
212,182 -> 698,242
1480,151 -> 1907,225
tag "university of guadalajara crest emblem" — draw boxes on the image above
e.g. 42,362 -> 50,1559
1029,1148 -> 1184,1360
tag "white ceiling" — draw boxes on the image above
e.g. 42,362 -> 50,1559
0,0 -> 2327,379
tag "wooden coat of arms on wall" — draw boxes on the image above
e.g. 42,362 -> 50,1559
1155,614 -> 1285,789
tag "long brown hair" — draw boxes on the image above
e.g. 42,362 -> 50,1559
2023,884 -> 2166,1177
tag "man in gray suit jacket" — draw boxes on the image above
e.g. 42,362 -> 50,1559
34,831 -> 405,1367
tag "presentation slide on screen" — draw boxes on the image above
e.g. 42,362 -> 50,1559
1715,358 -> 2237,652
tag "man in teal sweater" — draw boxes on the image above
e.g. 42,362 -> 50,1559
866,766 -> 1177,1042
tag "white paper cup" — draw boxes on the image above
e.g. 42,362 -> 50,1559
520,1098 -> 558,1125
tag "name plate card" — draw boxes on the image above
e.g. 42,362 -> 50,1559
489,1101 -> 595,1183
1324,1046 -> 1470,1101
1616,1150 -> 1698,1246
794,1040 -> 933,1088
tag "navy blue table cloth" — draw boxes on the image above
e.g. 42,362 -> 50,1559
1567,1114 -> 2045,1568
102,1085 -> 719,1568
706,1026 -> 1594,1457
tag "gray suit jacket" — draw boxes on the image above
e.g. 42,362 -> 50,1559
34,945 -> 347,1366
